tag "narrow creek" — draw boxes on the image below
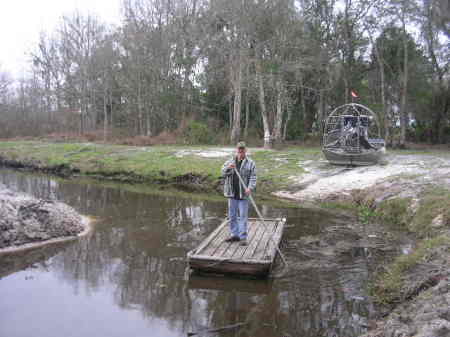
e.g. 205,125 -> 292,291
0,168 -> 395,337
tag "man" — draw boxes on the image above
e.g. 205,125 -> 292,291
221,142 -> 257,246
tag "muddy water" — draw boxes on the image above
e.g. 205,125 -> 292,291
0,169 -> 384,337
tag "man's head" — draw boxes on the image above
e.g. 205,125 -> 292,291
236,141 -> 246,160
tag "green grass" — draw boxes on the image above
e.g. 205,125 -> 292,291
358,205 -> 378,224
376,198 -> 412,229
251,147 -> 317,189
320,200 -> 358,212
371,235 -> 450,305
410,187 -> 450,236
369,186 -> 450,305
373,187 -> 450,235
0,141 -> 321,193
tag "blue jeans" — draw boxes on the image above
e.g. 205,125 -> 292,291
228,198 -> 249,239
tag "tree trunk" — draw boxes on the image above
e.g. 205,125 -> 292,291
146,103 -> 152,137
283,97 -> 292,141
299,75 -> 308,140
109,90 -> 113,129
371,32 -> 390,145
273,77 -> 283,145
399,19 -> 409,148
103,84 -> 108,141
181,64 -> 192,130
230,53 -> 242,144
255,58 -> 272,149
79,112 -> 84,135
317,89 -> 324,136
244,63 -> 250,140
244,88 -> 249,140
137,78 -> 143,136
228,97 -> 233,130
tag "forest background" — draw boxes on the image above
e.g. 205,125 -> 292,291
0,0 -> 448,149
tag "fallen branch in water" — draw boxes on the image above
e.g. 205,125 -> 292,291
187,322 -> 247,336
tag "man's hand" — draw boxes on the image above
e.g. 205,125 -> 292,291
229,163 -> 236,169
245,188 -> 251,195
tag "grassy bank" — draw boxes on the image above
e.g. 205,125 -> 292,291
0,141 -> 318,194
368,186 -> 450,306
321,183 -> 450,308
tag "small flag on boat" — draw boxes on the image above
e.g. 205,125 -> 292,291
351,90 -> 359,98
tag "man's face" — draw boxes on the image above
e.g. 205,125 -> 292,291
236,147 -> 246,160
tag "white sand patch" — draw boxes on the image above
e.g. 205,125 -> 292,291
175,147 -> 264,158
276,154 -> 450,201
175,148 -> 234,158
197,149 -> 234,158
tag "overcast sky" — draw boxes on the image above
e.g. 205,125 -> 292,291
0,0 -> 121,78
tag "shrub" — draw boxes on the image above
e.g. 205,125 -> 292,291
376,198 -> 412,228
183,121 -> 214,145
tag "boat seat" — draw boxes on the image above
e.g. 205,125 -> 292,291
369,138 -> 385,145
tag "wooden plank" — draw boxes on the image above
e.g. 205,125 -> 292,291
188,258 -> 270,276
232,221 -> 260,260
189,254 -> 270,265
211,226 -> 231,256
193,219 -> 228,255
226,221 -> 258,260
200,221 -> 230,257
219,235 -> 241,259
219,219 -> 270,260
259,224 -> 279,261
242,220 -> 269,260
251,220 -> 278,260
211,219 -> 257,259
257,228 -> 275,260
248,217 -> 279,221
263,220 -> 285,259
260,220 -> 284,263
212,231 -> 237,259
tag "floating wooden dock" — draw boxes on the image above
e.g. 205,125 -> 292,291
187,218 -> 286,277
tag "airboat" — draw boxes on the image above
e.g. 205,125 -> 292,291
322,103 -> 386,166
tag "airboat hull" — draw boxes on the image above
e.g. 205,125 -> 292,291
323,146 -> 386,166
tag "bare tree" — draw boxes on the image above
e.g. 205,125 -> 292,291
365,12 -> 391,145
0,0 -> 448,146
58,12 -> 107,133
0,68 -> 12,101
420,0 -> 450,143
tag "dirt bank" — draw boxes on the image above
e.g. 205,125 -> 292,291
0,184 -> 89,254
275,153 -> 450,337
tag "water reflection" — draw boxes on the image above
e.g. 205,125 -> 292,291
0,168 -> 377,337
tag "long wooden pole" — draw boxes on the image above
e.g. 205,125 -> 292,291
233,168 -> 288,267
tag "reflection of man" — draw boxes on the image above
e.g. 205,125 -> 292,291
221,142 -> 257,246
